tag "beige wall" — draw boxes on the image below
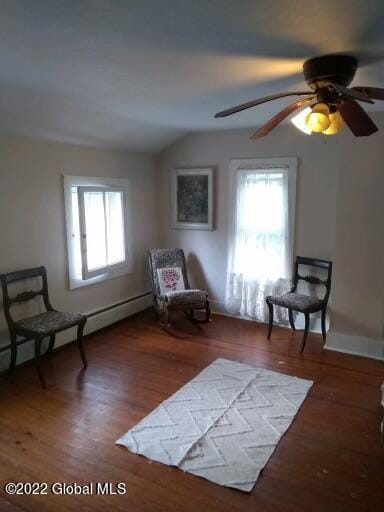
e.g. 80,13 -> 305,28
0,134 -> 159,340
331,114 -> 384,342
158,126 -> 340,312
1,114 -> 384,363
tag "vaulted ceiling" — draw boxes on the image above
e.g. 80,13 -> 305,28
0,0 -> 383,151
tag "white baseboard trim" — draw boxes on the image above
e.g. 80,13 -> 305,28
84,292 -> 152,336
324,331 -> 384,361
0,291 -> 153,372
210,300 -> 327,333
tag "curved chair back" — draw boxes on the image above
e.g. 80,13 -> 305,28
291,256 -> 332,304
148,249 -> 190,296
1,266 -> 53,329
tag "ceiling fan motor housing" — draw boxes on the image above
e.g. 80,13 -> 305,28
303,54 -> 358,89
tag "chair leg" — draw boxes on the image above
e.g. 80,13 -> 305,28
381,415 -> 384,444
162,304 -> 170,327
155,306 -> 162,324
321,307 -> 327,343
300,313 -> 310,353
9,333 -> 17,375
288,309 -> 296,331
77,321 -> 87,368
47,335 -> 55,355
183,309 -> 193,321
267,300 -> 274,339
34,337 -> 46,388
205,301 -> 211,322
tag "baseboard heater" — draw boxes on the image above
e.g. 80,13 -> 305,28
0,290 -> 153,372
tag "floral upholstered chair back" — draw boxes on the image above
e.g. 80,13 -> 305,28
148,249 -> 190,297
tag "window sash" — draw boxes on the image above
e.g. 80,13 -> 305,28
228,158 -> 297,282
232,168 -> 289,279
236,169 -> 287,235
77,186 -> 127,280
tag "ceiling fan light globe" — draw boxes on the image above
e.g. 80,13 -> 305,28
322,111 -> 344,135
305,102 -> 331,132
305,112 -> 331,132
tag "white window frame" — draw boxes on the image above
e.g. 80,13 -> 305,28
64,175 -> 133,290
228,157 -> 297,268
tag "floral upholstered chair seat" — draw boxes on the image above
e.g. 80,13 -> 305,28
15,311 -> 86,336
162,289 -> 208,307
268,292 -> 323,313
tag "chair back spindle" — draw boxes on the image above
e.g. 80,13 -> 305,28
291,256 -> 332,305
1,266 -> 53,329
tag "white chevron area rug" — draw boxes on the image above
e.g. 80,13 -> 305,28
116,358 -> 313,492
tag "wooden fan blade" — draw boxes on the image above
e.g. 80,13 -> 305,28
250,98 -> 313,139
338,100 -> 378,136
329,83 -> 374,104
353,86 -> 384,100
214,91 -> 313,118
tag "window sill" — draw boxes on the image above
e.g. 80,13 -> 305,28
69,264 -> 132,290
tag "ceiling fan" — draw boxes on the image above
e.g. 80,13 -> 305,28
214,54 -> 384,139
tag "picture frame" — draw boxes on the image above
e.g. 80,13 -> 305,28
171,168 -> 214,230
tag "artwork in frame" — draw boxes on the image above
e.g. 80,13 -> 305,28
171,168 -> 214,230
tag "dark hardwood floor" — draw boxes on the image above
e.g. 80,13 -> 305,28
0,309 -> 383,512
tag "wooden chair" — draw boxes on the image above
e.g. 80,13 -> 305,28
266,256 -> 332,352
1,266 -> 87,388
148,248 -> 210,327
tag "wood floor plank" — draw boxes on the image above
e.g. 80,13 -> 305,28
0,310 -> 383,511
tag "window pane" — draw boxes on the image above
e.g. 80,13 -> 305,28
105,191 -> 125,265
240,174 -> 284,233
84,191 -> 107,271
71,187 -> 82,278
234,170 -> 287,280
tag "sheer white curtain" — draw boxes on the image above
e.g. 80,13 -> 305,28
226,166 -> 293,322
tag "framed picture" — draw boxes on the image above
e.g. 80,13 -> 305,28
171,168 -> 214,230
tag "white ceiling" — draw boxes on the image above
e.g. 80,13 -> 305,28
0,0 -> 383,151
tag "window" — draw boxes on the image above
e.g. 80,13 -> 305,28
226,158 -> 297,320
233,169 -> 289,280
64,176 -> 132,289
